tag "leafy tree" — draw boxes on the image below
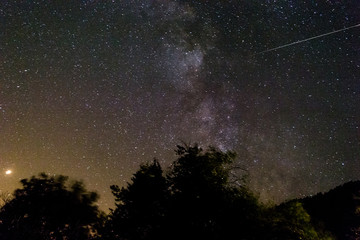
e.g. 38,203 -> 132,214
265,201 -> 332,240
103,159 -> 168,240
0,173 -> 101,240
168,144 -> 236,194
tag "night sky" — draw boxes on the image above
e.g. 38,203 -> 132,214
1,0 -> 359,210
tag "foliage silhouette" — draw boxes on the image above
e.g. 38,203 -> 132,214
102,159 -> 168,240
0,173 -> 101,240
165,144 -> 260,240
264,201 -> 332,240
0,144 -> 343,240
103,144 -> 333,240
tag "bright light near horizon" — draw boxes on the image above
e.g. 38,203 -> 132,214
5,170 -> 12,175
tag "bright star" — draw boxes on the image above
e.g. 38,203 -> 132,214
5,170 -> 12,175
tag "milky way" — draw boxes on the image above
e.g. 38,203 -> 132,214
0,0 -> 359,210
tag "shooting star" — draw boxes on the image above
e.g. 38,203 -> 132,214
255,23 -> 360,55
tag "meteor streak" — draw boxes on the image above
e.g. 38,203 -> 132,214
255,23 -> 360,55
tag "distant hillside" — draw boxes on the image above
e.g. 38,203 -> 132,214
298,181 -> 360,240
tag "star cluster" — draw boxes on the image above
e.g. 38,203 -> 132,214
0,0 -> 359,209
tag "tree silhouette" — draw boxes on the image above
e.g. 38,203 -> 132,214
0,144 -> 344,239
104,144 -> 334,240
0,173 -> 101,240
165,144 -> 262,240
168,144 -> 237,195
103,159 -> 168,240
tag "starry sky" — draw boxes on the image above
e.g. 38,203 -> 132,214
1,0 -> 359,210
